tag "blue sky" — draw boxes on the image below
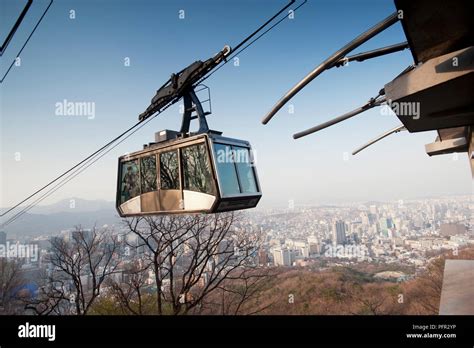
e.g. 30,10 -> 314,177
1,0 -> 471,210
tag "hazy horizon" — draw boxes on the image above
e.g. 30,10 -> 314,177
1,193 -> 471,212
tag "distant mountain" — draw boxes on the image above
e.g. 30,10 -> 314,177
0,198 -> 115,215
29,198 -> 115,214
1,199 -> 122,240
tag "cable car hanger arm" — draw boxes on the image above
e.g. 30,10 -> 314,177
352,124 -> 406,155
293,89 -> 386,139
138,0 -> 298,123
261,11 -> 401,125
137,47 -> 230,122
332,41 -> 409,68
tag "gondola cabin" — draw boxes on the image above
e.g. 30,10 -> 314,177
116,130 -> 261,216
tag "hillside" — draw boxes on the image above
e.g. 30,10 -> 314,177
246,247 -> 474,315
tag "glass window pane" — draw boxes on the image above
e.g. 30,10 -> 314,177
120,160 -> 140,203
213,143 -> 240,196
160,151 -> 180,190
182,143 -> 215,195
140,155 -> 157,194
233,146 -> 258,193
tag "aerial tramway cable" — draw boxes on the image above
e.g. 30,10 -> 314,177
197,0 -> 307,86
1,0 -> 307,226
1,106 -> 169,227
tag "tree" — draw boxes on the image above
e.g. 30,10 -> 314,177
104,259 -> 156,315
121,212 -> 268,315
201,267 -> 275,315
347,282 -> 395,315
23,270 -> 69,315
25,226 -> 120,315
0,258 -> 24,314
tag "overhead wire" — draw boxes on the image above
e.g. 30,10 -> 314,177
1,0 -> 307,225
197,0 -> 307,86
0,0 -> 54,83
0,103 -> 172,227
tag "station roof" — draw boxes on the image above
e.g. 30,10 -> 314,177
395,0 -> 474,64
439,259 -> 474,315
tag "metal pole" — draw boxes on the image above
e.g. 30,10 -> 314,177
262,12 -> 399,125
293,98 -> 385,139
333,41 -> 409,67
352,124 -> 406,155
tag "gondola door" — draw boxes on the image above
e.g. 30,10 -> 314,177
157,149 -> 183,212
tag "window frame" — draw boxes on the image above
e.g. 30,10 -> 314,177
212,142 -> 260,197
232,145 -> 259,194
180,142 -> 217,195
159,149 -> 181,190
119,159 -> 141,204
140,154 -> 158,194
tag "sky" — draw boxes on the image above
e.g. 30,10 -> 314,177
0,0 -> 472,211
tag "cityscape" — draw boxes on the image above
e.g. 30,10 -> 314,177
1,0 -> 473,344
0,194 -> 471,315
249,195 -> 472,272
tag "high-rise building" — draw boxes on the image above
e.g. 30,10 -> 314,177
71,229 -> 93,242
368,213 -> 377,224
308,243 -> 320,255
440,223 -> 467,236
360,213 -> 370,225
300,246 -> 310,258
215,239 -> 235,264
272,247 -> 291,266
332,221 -> 347,245
369,205 -> 377,215
258,249 -> 268,265
379,217 -> 394,236
0,231 -> 6,246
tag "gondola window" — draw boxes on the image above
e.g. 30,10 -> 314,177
160,150 -> 180,190
120,160 -> 140,203
182,144 -> 215,194
233,146 -> 258,193
214,143 -> 240,196
140,155 -> 157,193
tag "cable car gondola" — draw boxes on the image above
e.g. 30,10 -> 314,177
116,46 -> 262,217
117,130 -> 261,216
2,1 -> 305,227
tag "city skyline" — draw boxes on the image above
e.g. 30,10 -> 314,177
2,194 -> 471,280
1,1 -> 473,346
1,191 -> 471,210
